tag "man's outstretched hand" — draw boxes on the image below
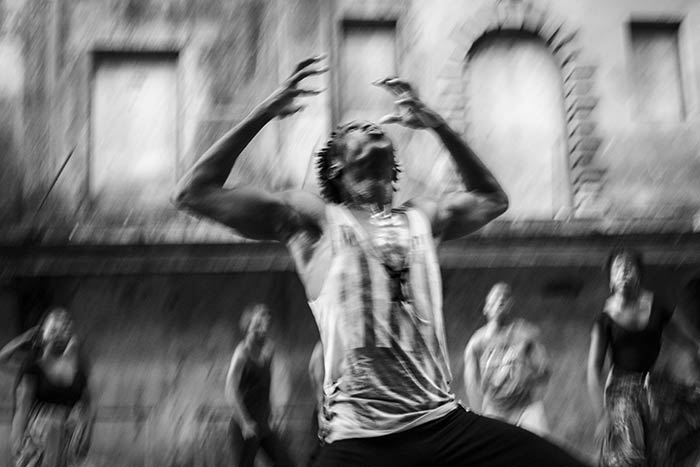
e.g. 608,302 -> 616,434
374,77 -> 444,129
262,55 -> 328,119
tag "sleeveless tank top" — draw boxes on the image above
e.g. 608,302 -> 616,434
307,205 -> 457,443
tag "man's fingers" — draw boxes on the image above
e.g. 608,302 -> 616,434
395,96 -> 419,108
378,114 -> 404,125
385,78 -> 413,94
372,77 -> 393,87
291,88 -> 325,96
373,77 -> 403,96
373,77 -> 413,96
292,54 -> 326,75
279,104 -> 306,118
290,67 -> 329,85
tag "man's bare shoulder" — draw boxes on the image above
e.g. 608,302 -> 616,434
278,190 -> 327,230
280,189 -> 325,209
277,191 -> 331,285
403,197 -> 439,224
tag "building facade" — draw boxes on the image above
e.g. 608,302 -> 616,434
1,0 -> 700,464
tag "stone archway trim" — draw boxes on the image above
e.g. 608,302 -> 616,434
434,0 -> 608,219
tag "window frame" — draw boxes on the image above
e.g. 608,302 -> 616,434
87,49 -> 181,221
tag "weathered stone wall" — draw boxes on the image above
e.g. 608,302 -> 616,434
1,1 -> 700,465
1,265 -> 698,465
0,0 -> 328,239
1,0 -> 700,236
411,0 -> 700,220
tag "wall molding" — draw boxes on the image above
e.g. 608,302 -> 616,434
435,0 -> 609,219
2,231 -> 700,275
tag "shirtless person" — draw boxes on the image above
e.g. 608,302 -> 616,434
463,282 -> 550,436
175,55 -> 588,466
225,304 -> 294,467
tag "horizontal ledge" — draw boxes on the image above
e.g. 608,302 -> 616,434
0,218 -> 698,247
1,233 -> 700,276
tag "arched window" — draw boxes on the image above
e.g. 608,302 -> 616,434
464,30 -> 571,219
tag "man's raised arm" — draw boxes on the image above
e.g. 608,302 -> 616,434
375,78 -> 508,240
0,327 -> 37,372
173,56 -> 327,241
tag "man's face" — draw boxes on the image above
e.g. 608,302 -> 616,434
335,121 -> 395,205
484,283 -> 513,323
610,254 -> 640,295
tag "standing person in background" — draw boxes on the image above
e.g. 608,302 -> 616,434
176,54 -> 588,466
463,282 -> 551,436
666,276 -> 700,465
2,307 -> 93,467
225,304 -> 295,467
587,248 -> 700,467
676,276 -> 700,365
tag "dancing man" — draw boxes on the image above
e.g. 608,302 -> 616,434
463,282 -> 551,436
175,55 -> 588,466
225,304 -> 294,467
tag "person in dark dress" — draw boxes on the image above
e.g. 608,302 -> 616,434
225,304 -> 294,467
587,248 -> 700,466
2,307 -> 92,467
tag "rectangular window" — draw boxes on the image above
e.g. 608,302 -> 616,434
628,21 -> 684,122
90,52 -> 178,222
339,21 -> 397,124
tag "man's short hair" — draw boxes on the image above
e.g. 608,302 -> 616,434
315,122 -> 401,204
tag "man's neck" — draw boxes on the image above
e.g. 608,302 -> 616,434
345,199 -> 391,215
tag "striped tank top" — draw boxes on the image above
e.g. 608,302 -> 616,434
307,204 -> 457,443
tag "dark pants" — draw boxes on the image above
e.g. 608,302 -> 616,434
314,406 -> 591,467
230,419 -> 295,467
307,407 -> 322,467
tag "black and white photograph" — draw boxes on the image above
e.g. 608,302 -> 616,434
0,0 -> 699,466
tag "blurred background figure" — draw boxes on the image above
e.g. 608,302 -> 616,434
0,307 -> 92,467
225,304 -> 295,467
676,276 -> 700,369
307,340 -> 324,467
463,282 -> 551,436
587,249 -> 700,467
